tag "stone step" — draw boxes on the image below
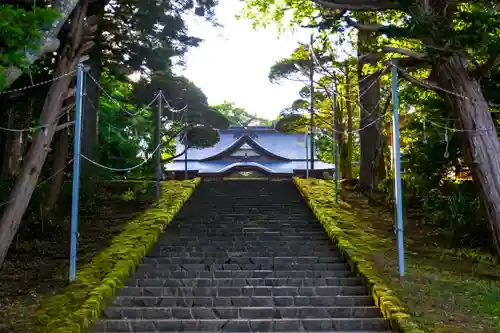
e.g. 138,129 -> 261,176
134,263 -> 351,272
102,306 -> 382,320
93,180 -> 389,333
176,215 -> 315,219
126,277 -> 363,288
155,241 -> 336,248
158,242 -> 333,248
111,296 -> 374,308
95,331 -> 391,333
130,270 -> 356,279
148,246 -> 339,255
160,235 -> 330,240
175,218 -> 316,221
183,204 -> 304,206
146,250 -> 341,257
92,318 -> 389,332
166,223 -> 322,227
159,235 -> 332,240
141,257 -> 346,265
165,227 -> 326,232
169,220 -> 323,226
116,286 -> 368,297
165,228 -> 324,233
174,222 -> 320,226
181,209 -> 310,213
163,232 -> 327,237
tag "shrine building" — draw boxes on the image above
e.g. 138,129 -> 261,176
165,125 -> 334,179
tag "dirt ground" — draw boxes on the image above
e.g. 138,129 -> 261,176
0,182 -> 154,333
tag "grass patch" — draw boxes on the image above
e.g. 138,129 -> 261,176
294,178 -> 500,333
33,179 -> 200,333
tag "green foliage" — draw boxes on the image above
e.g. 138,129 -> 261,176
376,83 -> 492,249
0,5 -> 59,88
34,179 -> 201,333
378,175 -> 489,249
121,189 -> 136,202
274,113 -> 308,132
99,0 -> 217,77
131,71 -> 227,156
97,73 -> 154,177
210,101 -> 271,126
421,182 -> 485,246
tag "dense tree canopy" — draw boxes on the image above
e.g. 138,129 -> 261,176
0,0 -> 224,268
241,0 -> 500,256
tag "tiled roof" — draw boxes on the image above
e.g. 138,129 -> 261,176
172,127 -> 317,161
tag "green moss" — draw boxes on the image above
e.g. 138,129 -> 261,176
294,177 -> 424,333
34,179 -> 201,333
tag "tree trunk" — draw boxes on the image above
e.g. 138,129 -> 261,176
0,0 -> 90,268
336,94 -> 348,180
43,120 -> 70,214
357,13 -> 384,194
81,0 -> 104,173
344,60 -> 354,180
433,54 -> 500,259
1,112 -> 23,179
358,70 -> 383,192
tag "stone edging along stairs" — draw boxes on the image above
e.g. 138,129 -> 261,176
91,180 -> 392,332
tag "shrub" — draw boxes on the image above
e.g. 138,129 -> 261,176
378,175 -> 487,249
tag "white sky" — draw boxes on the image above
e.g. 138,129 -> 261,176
178,1 -> 311,120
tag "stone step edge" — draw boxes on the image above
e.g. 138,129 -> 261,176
143,256 -> 344,259
104,305 -> 380,309
94,318 -> 388,322
94,331 -> 391,333
128,277 -> 362,281
112,295 -> 372,298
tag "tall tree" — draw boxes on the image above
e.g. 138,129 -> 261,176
242,0 -> 500,258
0,0 -> 95,268
80,0 -> 218,167
268,42 -> 358,178
0,0 -> 222,268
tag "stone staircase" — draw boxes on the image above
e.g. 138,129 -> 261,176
92,180 -> 391,332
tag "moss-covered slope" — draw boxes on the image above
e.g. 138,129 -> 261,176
35,179 -> 201,333
294,177 -> 423,333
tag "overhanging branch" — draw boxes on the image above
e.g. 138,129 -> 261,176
395,65 -> 440,93
344,16 -> 386,32
382,46 -> 426,60
310,0 -> 399,10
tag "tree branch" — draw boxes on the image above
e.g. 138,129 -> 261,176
310,0 -> 399,10
344,16 -> 386,32
161,146 -> 188,163
358,52 -> 385,66
395,66 -> 441,93
56,120 -> 75,132
471,55 -> 500,79
382,46 -> 426,60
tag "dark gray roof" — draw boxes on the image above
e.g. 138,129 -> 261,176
173,127 -> 318,161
